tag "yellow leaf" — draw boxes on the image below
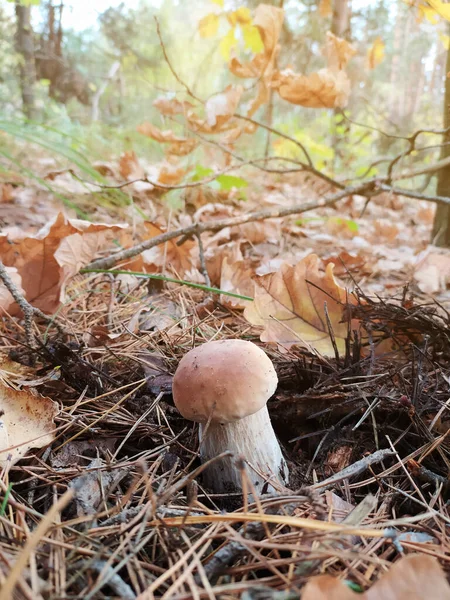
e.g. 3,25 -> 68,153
211,0 -> 223,6
418,4 -> 439,22
243,254 -> 356,355
367,37 -> 385,69
242,23 -> 264,53
428,0 -> 450,20
440,33 -> 450,49
234,6 -> 252,24
319,0 -> 332,17
199,13 -> 220,38
219,27 -> 237,61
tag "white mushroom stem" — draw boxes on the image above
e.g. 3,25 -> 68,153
199,405 -> 289,494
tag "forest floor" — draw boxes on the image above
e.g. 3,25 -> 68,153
1,145 -> 450,599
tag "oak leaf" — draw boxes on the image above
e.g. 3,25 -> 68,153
118,151 -> 145,180
141,222 -> 196,277
244,254 -> 355,355
0,213 -> 127,314
219,255 -> 254,309
205,85 -> 243,127
302,554 -> 450,600
0,384 -> 58,467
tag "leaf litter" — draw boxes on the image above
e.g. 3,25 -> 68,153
1,10 -> 450,596
1,155 -> 450,598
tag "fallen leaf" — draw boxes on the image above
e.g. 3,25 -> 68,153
0,384 -> 58,466
414,250 -> 450,294
244,254 -> 356,355
0,267 -> 24,313
0,213 -> 127,314
302,554 -> 450,600
141,222 -> 196,277
219,256 -> 254,309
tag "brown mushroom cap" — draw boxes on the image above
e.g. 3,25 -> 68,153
172,340 -> 278,424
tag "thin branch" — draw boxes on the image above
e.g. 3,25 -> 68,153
85,182 -> 376,272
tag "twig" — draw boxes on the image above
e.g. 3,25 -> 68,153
88,560 -> 137,600
308,448 -> 395,491
85,182 -> 375,272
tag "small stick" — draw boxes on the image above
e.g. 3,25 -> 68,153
308,448 -> 395,491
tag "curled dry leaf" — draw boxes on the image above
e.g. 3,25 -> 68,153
0,384 -> 58,466
273,32 -> 355,108
219,256 -> 254,309
0,213 -> 127,314
302,554 -> 450,600
414,250 -> 450,294
205,85 -> 243,128
141,222 -> 196,277
118,150 -> 145,180
244,254 -> 356,355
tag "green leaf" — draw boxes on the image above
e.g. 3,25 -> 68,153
191,165 -> 214,181
216,174 -> 248,190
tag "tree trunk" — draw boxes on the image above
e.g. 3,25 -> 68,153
15,2 -> 36,120
330,0 -> 351,169
431,33 -> 450,247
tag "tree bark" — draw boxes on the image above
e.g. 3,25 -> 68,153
431,32 -> 450,247
330,0 -> 351,167
15,1 -> 36,120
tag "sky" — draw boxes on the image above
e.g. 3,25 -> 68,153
61,0 -> 142,31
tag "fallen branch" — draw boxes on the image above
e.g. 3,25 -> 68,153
86,182 -> 376,272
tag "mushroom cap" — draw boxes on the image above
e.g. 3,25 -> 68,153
172,340 -> 278,424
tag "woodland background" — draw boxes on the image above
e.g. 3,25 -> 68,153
3,1 -> 450,599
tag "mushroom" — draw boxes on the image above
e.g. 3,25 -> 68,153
172,339 -> 289,494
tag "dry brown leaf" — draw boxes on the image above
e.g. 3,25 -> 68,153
118,151 -> 145,180
141,222 -> 196,276
253,3 -> 284,57
205,85 -> 243,128
137,122 -> 190,144
319,0 -> 332,17
0,384 -> 58,466
244,254 -> 356,355
166,139 -> 198,156
273,32 -> 355,109
302,554 -> 450,600
157,164 -> 188,185
219,256 -> 254,309
0,183 -> 14,203
274,67 -> 352,109
0,267 -> 24,313
153,97 -> 195,116
0,213 -> 127,314
324,32 -> 357,71
414,250 -> 450,294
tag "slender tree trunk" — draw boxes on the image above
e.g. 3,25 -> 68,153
15,1 -> 36,120
431,33 -> 450,247
330,0 -> 351,169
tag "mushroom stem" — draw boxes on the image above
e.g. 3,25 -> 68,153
199,405 -> 289,494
